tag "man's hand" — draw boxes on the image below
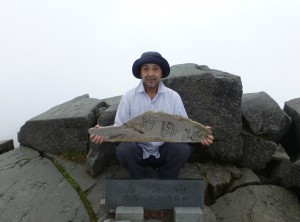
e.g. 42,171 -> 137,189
89,125 -> 104,144
200,126 -> 214,146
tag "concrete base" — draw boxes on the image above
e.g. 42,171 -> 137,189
173,207 -> 203,222
103,219 -> 132,222
115,206 -> 144,222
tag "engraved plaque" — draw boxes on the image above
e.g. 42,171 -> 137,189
105,178 -> 205,210
89,111 -> 211,143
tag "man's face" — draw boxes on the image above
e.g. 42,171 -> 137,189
140,63 -> 162,89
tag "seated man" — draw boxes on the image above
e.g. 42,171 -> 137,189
90,51 -> 214,178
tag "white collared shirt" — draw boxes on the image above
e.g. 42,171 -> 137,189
114,80 -> 188,159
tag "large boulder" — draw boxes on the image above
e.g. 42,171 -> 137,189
18,95 -> 102,154
163,64 -> 243,162
282,98 -> 300,160
193,163 -> 261,204
210,185 -> 300,222
0,147 -> 90,221
242,91 -> 291,142
238,132 -> 277,171
0,139 -> 14,155
271,159 -> 300,196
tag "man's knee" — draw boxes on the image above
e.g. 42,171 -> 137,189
116,143 -> 129,160
116,142 -> 141,161
162,143 -> 191,161
174,143 -> 191,157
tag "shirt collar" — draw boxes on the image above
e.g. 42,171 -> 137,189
136,80 -> 167,93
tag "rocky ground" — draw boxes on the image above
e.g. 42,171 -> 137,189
1,146 -> 299,222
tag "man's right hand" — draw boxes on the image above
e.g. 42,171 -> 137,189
89,125 -> 104,144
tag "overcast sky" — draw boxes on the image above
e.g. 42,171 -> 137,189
1,0 -> 300,147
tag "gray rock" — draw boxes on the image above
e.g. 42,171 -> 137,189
96,96 -> 121,126
271,159 -> 300,193
164,63 -> 243,162
0,146 -> 89,222
227,168 -> 261,192
178,162 -> 208,179
242,91 -> 291,142
86,96 -> 121,177
203,206 -> 217,222
48,153 -> 98,192
194,163 -> 232,201
282,97 -> 300,160
18,94 -> 102,154
222,164 -> 242,180
210,185 -> 300,222
272,143 -> 290,161
47,153 -> 109,219
1,146 -> 300,222
0,139 -> 14,155
239,132 -> 277,171
195,164 -> 261,203
86,142 -> 117,178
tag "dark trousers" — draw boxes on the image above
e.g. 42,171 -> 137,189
116,142 -> 191,178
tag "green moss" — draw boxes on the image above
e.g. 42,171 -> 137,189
59,150 -> 86,164
52,159 -> 97,222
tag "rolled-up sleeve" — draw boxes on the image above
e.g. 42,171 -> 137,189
114,93 -> 131,126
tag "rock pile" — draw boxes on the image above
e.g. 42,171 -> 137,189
1,63 -> 299,221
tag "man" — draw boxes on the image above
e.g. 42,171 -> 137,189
90,51 -> 214,178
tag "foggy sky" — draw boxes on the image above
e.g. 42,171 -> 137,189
1,0 -> 300,146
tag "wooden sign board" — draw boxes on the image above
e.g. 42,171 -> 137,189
89,111 -> 211,143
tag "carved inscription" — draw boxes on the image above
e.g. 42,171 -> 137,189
140,112 -> 155,131
151,183 -> 161,193
181,129 -> 196,141
161,121 -> 177,137
174,183 -> 189,202
123,183 -> 138,202
118,182 -> 190,205
105,178 -> 205,209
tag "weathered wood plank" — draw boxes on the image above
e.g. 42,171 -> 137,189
88,111 -> 211,142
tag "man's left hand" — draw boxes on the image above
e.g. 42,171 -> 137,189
200,126 -> 214,146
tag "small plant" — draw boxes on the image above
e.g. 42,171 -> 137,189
59,150 -> 86,164
52,159 -> 97,222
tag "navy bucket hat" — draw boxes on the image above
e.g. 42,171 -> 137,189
132,51 -> 170,79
